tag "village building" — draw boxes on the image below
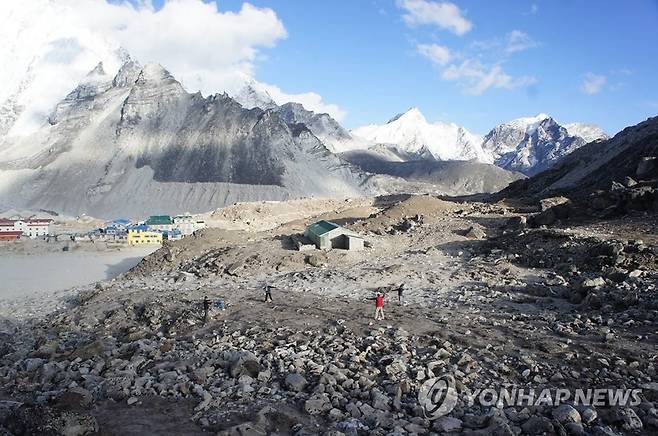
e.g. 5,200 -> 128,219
127,225 -> 163,245
173,214 -> 206,235
173,214 -> 196,235
163,228 -> 183,241
0,231 -> 23,241
106,218 -> 131,232
304,220 -> 364,251
0,218 -> 52,238
146,215 -> 174,232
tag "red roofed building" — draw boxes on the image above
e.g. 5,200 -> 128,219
0,218 -> 52,238
0,231 -> 22,241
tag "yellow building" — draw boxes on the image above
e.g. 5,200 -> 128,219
127,225 -> 162,245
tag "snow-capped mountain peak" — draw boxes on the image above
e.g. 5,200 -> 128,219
233,81 -> 277,110
352,108 -> 489,163
504,113 -> 550,133
387,107 -> 427,124
482,114 -> 608,176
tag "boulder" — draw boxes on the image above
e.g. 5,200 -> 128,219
229,351 -> 261,378
306,253 -> 327,267
612,408 -> 643,431
432,416 -> 462,433
304,394 -> 331,415
285,373 -> 307,392
521,416 -> 554,435
465,225 -> 486,239
552,404 -> 581,424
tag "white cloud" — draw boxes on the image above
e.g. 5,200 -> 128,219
525,4 -> 539,15
398,0 -> 472,35
505,30 -> 539,54
471,30 -> 539,55
260,84 -> 347,122
441,59 -> 536,95
0,0 -> 345,134
581,73 -> 607,95
417,43 -> 452,66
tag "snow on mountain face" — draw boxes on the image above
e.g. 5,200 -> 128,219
564,123 -> 609,143
351,108 -> 490,163
0,9 -> 126,139
0,62 -> 382,218
481,115 -> 608,176
233,82 -> 277,110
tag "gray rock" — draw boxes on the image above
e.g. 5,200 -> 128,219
521,415 -> 554,435
581,407 -> 598,425
612,408 -> 643,431
304,394 -> 332,415
285,373 -> 307,392
553,404 -> 581,424
229,351 -> 261,378
465,225 -> 486,239
432,416 -> 462,432
581,277 -> 606,290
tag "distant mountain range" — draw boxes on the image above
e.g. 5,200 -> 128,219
348,109 -> 608,176
0,55 -> 612,217
233,83 -> 609,177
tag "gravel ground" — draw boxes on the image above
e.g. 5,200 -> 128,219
0,195 -> 656,435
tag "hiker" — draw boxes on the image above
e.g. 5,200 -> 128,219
397,284 -> 405,305
202,296 -> 212,323
264,284 -> 273,302
374,292 -> 385,320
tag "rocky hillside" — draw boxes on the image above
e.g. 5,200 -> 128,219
272,102 -> 356,153
0,61 -> 383,218
497,116 -> 658,225
232,83 -> 360,154
501,116 -> 658,197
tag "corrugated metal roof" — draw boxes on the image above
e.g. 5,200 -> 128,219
306,220 -> 340,237
146,215 -> 172,225
128,224 -> 150,231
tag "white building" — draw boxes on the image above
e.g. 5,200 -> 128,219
174,214 -> 206,235
0,218 -> 52,238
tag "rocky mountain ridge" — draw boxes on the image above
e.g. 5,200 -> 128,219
482,113 -> 609,176
0,60 -> 384,218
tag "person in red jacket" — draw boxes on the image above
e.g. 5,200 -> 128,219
374,292 -> 385,320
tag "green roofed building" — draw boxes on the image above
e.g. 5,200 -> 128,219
304,220 -> 364,251
146,215 -> 173,232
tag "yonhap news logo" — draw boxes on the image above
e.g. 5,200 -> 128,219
418,374 -> 459,419
418,373 -> 643,420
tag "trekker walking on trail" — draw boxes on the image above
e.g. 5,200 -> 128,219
397,284 -> 405,305
374,292 -> 385,320
203,296 -> 212,323
264,284 -> 274,302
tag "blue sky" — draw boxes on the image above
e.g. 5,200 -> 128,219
151,0 -> 658,134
